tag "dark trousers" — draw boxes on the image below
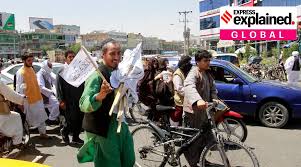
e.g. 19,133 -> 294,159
183,111 -> 213,167
62,105 -> 84,138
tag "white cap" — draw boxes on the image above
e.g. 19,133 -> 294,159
292,51 -> 299,57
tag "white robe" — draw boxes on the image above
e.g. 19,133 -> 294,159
0,81 -> 24,145
284,56 -> 301,86
37,68 -> 60,121
16,68 -> 48,133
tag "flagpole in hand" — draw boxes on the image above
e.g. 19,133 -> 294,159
81,46 -> 107,83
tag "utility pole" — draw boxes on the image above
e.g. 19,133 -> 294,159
179,11 -> 192,56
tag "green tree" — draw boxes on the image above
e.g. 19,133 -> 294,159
243,43 -> 256,60
227,47 -> 235,53
271,47 -> 279,58
188,48 -> 198,56
41,45 -> 53,57
283,43 -> 299,60
69,43 -> 81,54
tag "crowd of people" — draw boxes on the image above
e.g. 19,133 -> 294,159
1,37 -> 300,167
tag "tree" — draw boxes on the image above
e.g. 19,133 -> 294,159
243,43 -> 256,60
41,45 -> 53,57
227,47 -> 235,53
69,43 -> 81,54
188,48 -> 198,56
283,43 -> 299,60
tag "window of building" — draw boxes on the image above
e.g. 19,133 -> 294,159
199,0 -> 228,13
200,15 -> 220,30
262,0 -> 301,6
237,0 -> 251,5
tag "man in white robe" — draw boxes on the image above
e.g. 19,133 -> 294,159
285,51 -> 300,86
37,60 -> 60,124
16,53 -> 49,139
0,62 -> 25,146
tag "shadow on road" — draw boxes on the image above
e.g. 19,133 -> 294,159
30,136 -> 66,148
6,145 -> 53,164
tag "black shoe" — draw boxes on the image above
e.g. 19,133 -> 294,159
12,143 -> 24,150
72,137 -> 84,144
60,128 -> 70,144
46,119 -> 60,126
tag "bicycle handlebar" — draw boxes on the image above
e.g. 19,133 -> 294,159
206,101 -> 218,111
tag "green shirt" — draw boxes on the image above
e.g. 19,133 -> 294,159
79,70 -> 112,113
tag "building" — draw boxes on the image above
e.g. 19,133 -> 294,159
190,34 -> 202,48
81,30 -> 128,50
54,25 -> 80,46
107,31 -> 128,48
143,37 -> 160,54
81,31 -> 108,49
127,33 -> 143,49
0,31 -> 20,59
160,40 -> 184,55
21,31 -> 65,57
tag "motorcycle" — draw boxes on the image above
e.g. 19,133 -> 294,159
215,108 -> 248,142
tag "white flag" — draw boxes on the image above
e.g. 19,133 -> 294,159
60,48 -> 97,87
110,42 -> 144,103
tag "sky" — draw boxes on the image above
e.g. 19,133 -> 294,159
1,0 -> 200,41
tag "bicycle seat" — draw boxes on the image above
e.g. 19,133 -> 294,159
156,105 -> 175,112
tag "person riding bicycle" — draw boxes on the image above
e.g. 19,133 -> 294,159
183,49 -> 220,167
0,62 -> 26,148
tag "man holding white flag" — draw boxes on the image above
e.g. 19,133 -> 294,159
56,50 -> 86,144
77,39 -> 136,167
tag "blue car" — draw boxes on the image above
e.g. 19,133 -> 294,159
209,59 -> 301,128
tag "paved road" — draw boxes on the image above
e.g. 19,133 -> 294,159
6,119 -> 301,167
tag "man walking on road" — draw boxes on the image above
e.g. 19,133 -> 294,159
77,39 -> 135,167
285,51 -> 300,86
16,52 -> 49,139
183,49 -> 219,167
56,50 -> 85,144
37,60 -> 60,125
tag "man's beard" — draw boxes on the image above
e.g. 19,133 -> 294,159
25,63 -> 32,67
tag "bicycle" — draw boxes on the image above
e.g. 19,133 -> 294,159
131,102 -> 259,167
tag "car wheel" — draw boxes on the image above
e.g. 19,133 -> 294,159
259,102 -> 289,128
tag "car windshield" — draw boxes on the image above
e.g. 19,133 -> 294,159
216,56 -> 231,62
227,63 -> 258,83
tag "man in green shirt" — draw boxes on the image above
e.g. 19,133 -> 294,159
77,39 -> 135,167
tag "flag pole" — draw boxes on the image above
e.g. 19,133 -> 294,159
81,46 -> 107,83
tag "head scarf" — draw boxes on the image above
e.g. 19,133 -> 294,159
41,60 -> 52,75
178,56 -> 192,76
158,58 -> 168,72
292,51 -> 299,57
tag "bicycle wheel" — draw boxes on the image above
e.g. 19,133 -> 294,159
131,125 -> 167,167
217,117 -> 248,142
200,138 -> 259,167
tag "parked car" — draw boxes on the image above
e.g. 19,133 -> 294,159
214,53 -> 240,67
1,62 -> 64,81
210,59 -> 301,128
0,74 -> 14,89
